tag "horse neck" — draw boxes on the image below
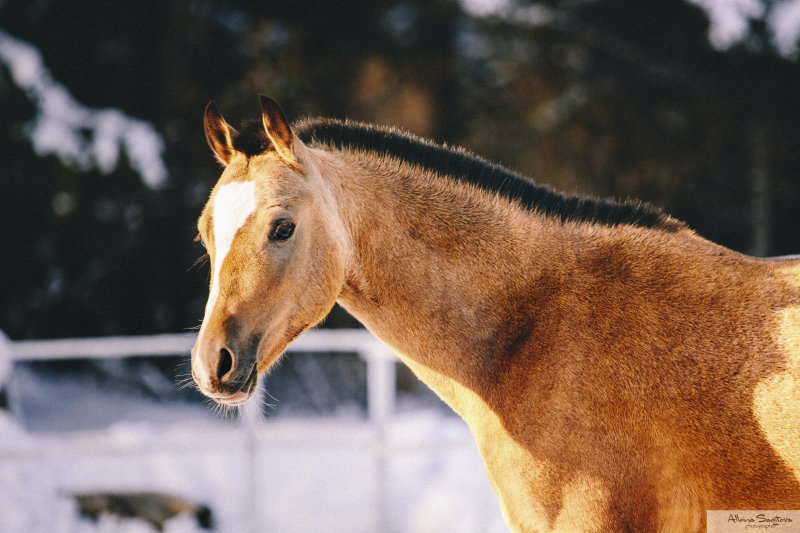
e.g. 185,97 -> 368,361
314,148 -> 790,425
316,148 -> 580,394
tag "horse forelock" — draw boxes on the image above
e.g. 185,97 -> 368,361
233,120 -> 273,157
294,118 -> 686,233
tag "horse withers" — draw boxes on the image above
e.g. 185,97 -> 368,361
190,96 -> 800,532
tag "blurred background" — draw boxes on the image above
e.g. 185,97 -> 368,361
1,0 -> 800,531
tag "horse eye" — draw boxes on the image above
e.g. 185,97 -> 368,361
269,220 -> 295,241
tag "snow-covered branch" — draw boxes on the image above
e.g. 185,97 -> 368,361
684,0 -> 800,56
0,30 -> 168,189
458,0 -> 800,57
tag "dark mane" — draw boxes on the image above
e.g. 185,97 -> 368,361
282,118 -> 684,232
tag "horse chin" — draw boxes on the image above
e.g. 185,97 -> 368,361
214,390 -> 251,406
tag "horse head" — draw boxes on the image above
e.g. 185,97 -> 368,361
191,96 -> 348,405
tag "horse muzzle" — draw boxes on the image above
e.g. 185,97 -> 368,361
191,337 -> 259,405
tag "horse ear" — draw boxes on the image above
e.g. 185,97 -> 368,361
259,95 -> 296,165
204,101 -> 239,166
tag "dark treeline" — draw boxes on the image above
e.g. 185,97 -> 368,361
1,0 -> 799,339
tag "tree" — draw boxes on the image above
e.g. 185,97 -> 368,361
1,0 -> 799,339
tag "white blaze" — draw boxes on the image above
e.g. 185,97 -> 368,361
202,180 -> 257,329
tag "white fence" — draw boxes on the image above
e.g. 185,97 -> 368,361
7,329 -> 398,426
0,330 -> 506,533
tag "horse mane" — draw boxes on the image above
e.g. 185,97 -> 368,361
243,117 -> 685,232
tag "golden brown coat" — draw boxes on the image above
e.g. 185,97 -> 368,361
191,96 -> 800,532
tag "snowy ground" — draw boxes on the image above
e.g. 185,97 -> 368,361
0,361 -> 509,533
0,411 -> 508,533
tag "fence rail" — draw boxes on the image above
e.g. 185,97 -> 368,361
5,328 -> 398,425
9,328 -> 394,359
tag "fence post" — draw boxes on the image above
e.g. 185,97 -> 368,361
366,345 -> 396,425
0,330 -> 11,411
365,344 -> 396,532
242,380 -> 265,533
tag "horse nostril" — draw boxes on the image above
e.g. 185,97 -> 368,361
217,347 -> 234,381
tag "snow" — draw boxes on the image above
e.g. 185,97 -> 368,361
769,0 -> 800,55
458,0 -> 800,57
686,0 -> 800,55
686,0 -> 765,50
0,30 -> 168,189
0,410 -> 508,533
0,355 -> 508,533
460,0 -> 514,18
458,0 -> 552,26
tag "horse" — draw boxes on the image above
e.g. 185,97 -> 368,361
190,95 -> 800,532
